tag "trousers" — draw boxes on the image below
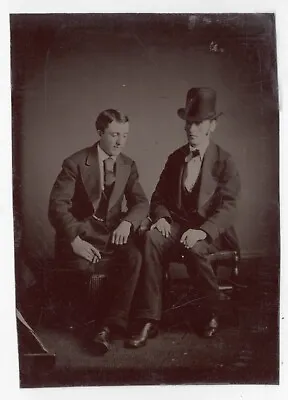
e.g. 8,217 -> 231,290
134,221 -> 221,321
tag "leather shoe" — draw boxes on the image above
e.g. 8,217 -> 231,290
203,316 -> 219,338
91,326 -> 111,354
125,322 -> 158,349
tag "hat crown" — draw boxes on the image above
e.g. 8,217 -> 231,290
178,87 -> 220,122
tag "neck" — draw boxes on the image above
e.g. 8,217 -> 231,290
98,143 -> 112,157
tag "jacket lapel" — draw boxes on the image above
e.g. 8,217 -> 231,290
108,155 -> 130,211
82,143 -> 102,211
197,141 -> 218,208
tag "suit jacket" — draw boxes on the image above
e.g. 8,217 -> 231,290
48,143 -> 149,251
150,140 -> 241,250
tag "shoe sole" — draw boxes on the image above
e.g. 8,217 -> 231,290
124,330 -> 159,349
203,328 -> 218,338
90,341 -> 110,355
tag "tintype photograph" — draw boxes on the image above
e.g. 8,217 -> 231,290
10,13 -> 280,388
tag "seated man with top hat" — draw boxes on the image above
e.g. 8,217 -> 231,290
48,109 -> 150,354
125,87 -> 241,348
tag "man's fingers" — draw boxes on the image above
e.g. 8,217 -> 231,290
180,233 -> 186,243
87,245 -> 101,261
83,250 -> 94,263
117,234 -> 122,245
156,222 -> 170,238
117,234 -> 127,245
156,225 -> 163,234
90,246 -> 101,259
112,226 -> 130,245
159,227 -> 166,237
91,247 -> 101,257
83,253 -> 91,262
112,231 -> 127,245
111,231 -> 116,244
113,232 -> 122,245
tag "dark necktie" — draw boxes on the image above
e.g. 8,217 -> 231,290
104,157 -> 116,187
185,148 -> 200,163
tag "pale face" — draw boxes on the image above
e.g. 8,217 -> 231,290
185,119 -> 216,148
98,120 -> 129,156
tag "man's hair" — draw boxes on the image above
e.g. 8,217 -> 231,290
95,109 -> 129,133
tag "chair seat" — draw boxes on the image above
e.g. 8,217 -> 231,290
167,249 -> 239,280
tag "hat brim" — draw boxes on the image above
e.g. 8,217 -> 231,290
177,108 -> 223,122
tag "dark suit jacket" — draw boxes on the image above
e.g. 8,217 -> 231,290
48,143 -> 149,256
150,140 -> 241,250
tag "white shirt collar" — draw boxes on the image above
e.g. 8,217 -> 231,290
97,143 -> 117,163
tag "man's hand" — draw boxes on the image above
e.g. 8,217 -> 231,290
151,217 -> 171,238
180,229 -> 207,249
71,235 -> 101,263
112,220 -> 132,245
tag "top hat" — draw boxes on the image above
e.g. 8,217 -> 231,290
177,87 -> 222,122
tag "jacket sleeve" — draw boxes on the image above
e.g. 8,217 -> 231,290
150,156 -> 174,223
200,156 -> 241,241
48,157 -> 82,243
123,161 -> 149,231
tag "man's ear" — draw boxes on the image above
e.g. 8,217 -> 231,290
97,130 -> 103,137
210,119 -> 217,133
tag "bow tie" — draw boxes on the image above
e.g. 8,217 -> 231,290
185,149 -> 200,163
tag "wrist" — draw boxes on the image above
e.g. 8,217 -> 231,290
158,217 -> 170,224
122,220 -> 132,227
71,235 -> 82,245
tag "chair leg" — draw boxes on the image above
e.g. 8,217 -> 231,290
162,271 -> 171,312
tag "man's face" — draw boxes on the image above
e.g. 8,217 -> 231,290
99,120 -> 129,156
185,119 -> 216,148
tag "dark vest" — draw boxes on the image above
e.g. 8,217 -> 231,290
177,170 -> 204,227
182,173 -> 201,212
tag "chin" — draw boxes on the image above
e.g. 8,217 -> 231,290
111,148 -> 121,155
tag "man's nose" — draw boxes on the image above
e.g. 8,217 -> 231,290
190,123 -> 199,133
116,136 -> 124,146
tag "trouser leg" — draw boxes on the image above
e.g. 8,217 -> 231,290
133,222 -> 182,321
102,239 -> 142,330
183,239 -> 220,316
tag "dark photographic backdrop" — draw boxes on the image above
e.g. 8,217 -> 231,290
10,13 -> 279,291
